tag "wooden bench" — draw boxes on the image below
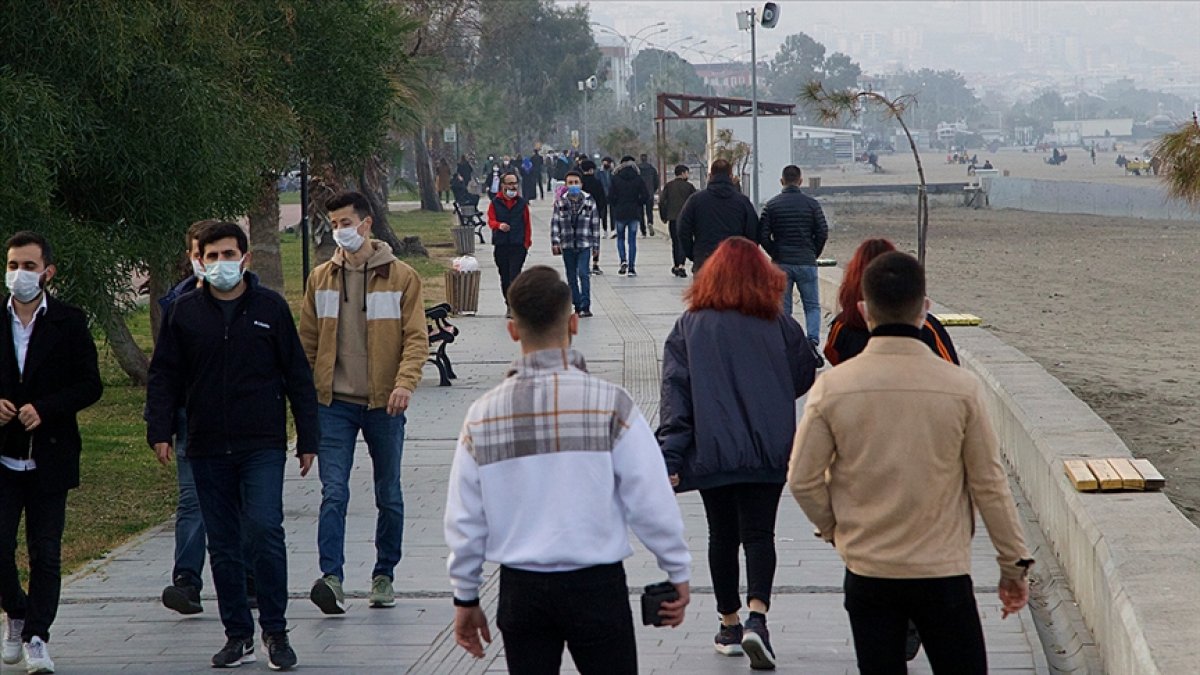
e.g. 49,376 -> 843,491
453,202 -> 488,244
426,303 -> 459,387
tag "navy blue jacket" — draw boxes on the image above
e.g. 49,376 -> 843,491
677,174 -> 759,270
759,185 -> 828,266
657,309 -> 817,492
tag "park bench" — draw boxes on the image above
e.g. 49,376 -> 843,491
425,303 -> 459,387
453,201 -> 488,244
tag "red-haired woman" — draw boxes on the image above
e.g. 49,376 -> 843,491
825,238 -> 958,367
657,236 -> 818,669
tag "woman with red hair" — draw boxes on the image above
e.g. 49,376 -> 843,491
825,238 -> 958,366
657,236 -> 817,669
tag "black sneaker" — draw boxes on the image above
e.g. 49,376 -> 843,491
592,264 -> 603,275
618,262 -> 627,275
714,623 -> 744,656
905,621 -> 922,661
211,636 -> 255,668
742,612 -> 776,670
627,268 -> 637,277
262,631 -> 297,671
162,582 -> 203,615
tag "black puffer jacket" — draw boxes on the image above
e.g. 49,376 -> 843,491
657,309 -> 817,492
676,174 -> 759,269
759,185 -> 828,266
608,160 -> 650,221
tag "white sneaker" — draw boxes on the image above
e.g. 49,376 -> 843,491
2,617 -> 22,664
23,636 -> 55,674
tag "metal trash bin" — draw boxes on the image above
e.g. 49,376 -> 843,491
444,270 -> 480,315
452,226 -> 476,256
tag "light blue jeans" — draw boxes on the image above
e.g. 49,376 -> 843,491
779,263 -> 821,345
614,219 -> 639,268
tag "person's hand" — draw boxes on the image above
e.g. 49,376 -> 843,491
17,404 -> 40,431
454,606 -> 492,658
153,442 -> 173,466
669,473 -> 680,487
657,581 -> 690,627
387,386 -> 413,416
0,399 -> 16,425
499,223 -> 511,232
552,245 -> 562,256
999,576 -> 1029,618
298,453 -> 316,477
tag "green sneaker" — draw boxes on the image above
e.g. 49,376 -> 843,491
369,575 -> 395,609
310,574 -> 347,615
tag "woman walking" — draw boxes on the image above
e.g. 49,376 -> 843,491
658,237 -> 818,670
436,158 -> 452,204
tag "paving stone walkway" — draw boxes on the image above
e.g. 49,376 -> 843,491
3,198 -> 1049,674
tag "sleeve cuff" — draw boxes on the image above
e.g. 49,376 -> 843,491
452,596 -> 480,607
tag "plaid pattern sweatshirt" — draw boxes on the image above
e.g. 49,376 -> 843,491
549,193 -> 601,250
444,348 -> 691,601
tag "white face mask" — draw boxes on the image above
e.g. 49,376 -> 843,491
204,257 -> 245,292
333,225 -> 365,253
190,259 -> 206,280
504,189 -> 518,198
5,269 -> 43,303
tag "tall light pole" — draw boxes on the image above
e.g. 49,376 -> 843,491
590,21 -> 666,107
736,4 -> 778,207
578,76 -> 598,154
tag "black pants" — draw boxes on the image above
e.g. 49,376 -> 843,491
699,482 -> 783,616
667,219 -> 686,266
0,467 -> 68,642
494,244 -> 528,306
643,201 -> 654,231
497,563 -> 636,675
844,571 -> 987,674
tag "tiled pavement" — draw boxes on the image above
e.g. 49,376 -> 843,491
3,198 -> 1049,673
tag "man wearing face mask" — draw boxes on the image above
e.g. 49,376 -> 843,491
487,171 -> 533,316
298,191 -> 427,615
550,170 -> 600,317
0,231 -> 102,675
147,222 -> 318,670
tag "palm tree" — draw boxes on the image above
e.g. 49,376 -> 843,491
1152,112 -> 1200,207
801,82 -> 930,265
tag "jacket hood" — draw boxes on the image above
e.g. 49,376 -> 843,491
706,174 -> 738,199
331,239 -> 396,271
615,160 -> 641,180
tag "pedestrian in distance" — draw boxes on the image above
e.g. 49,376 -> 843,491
299,191 -> 428,615
445,266 -> 691,674
550,170 -> 601,318
579,160 -> 607,275
436,158 -> 452,204
608,156 -> 650,277
597,157 -> 615,239
0,231 -> 103,675
658,237 -> 817,671
146,222 -> 318,670
677,158 -> 759,272
658,164 -> 697,278
824,238 -> 958,367
789,251 -> 1033,674
638,153 -> 660,236
487,171 -> 532,316
758,165 -> 828,354
530,148 -> 545,200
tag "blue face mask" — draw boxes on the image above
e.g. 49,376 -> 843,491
205,257 -> 245,292
567,185 -> 583,197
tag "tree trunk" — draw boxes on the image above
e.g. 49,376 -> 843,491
309,167 -> 340,266
248,174 -> 285,292
358,159 -> 408,255
412,128 -> 442,212
101,312 -> 149,385
147,265 -> 171,343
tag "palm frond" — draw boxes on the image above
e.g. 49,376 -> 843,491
1152,118 -> 1200,205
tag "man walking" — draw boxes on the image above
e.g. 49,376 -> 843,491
551,170 -> 601,318
608,156 -> 650,276
597,156 -> 614,241
579,161 -> 607,275
445,266 -> 690,674
789,251 -> 1032,673
759,165 -> 828,350
677,159 -> 759,272
300,191 -> 428,615
658,164 -> 697,278
530,149 -> 545,200
147,222 -> 318,670
487,171 -> 532,315
0,232 -> 102,675
637,153 -> 660,236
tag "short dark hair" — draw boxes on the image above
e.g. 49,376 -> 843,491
674,164 -> 689,176
781,165 -> 802,183
500,170 -> 520,184
639,153 -> 648,161
620,155 -> 636,163
861,251 -> 926,326
564,169 -> 583,180
709,158 -> 732,176
326,191 -> 372,219
580,160 -> 596,172
602,156 -> 614,163
6,231 -> 53,266
507,266 -> 572,338
187,219 -> 218,247
197,221 -> 248,256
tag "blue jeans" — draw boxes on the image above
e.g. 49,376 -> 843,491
191,450 -> 288,637
614,219 -> 639,267
562,248 -> 592,312
779,263 -> 821,345
317,400 -> 406,582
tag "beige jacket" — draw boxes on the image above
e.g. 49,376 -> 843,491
788,336 -> 1031,580
299,241 -> 427,408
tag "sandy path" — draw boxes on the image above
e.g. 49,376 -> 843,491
820,202 -> 1200,523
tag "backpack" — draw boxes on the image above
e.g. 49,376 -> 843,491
522,158 -> 533,174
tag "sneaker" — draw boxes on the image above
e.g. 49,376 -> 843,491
262,631 -> 297,671
592,264 -> 603,275
742,612 -> 776,670
905,621 -> 922,661
627,268 -> 637,277
640,225 -> 647,236
162,582 -> 203,615
2,617 -> 22,664
579,310 -> 593,318
609,231 -> 617,239
309,574 -> 347,615
618,263 -> 627,276
714,622 -> 744,656
369,575 -> 395,609
22,637 -> 54,674
648,226 -> 657,236
211,636 -> 255,668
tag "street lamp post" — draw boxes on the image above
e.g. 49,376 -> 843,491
736,4 -> 778,207
578,76 -> 598,154
590,21 -> 666,108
